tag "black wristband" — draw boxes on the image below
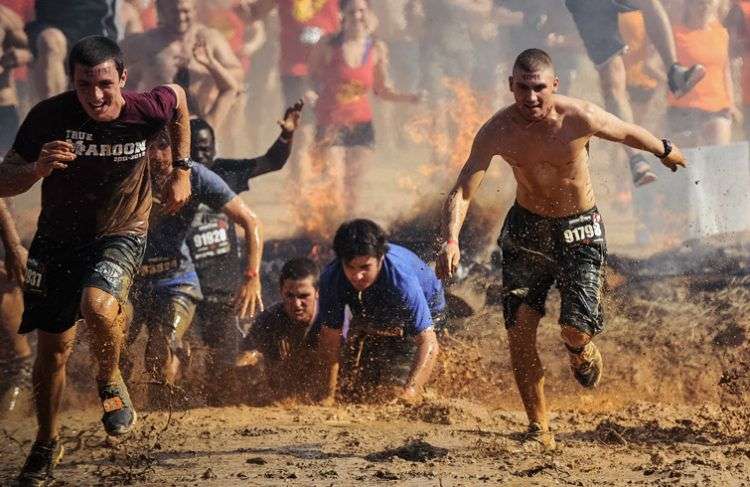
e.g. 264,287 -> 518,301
172,158 -> 195,170
279,130 -> 294,143
656,138 -> 672,159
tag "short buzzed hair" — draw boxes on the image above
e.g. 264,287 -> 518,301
513,48 -> 554,73
279,257 -> 319,288
68,36 -> 125,78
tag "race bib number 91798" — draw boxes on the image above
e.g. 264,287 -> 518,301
563,222 -> 602,244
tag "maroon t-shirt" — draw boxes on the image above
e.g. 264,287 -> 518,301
11,86 -> 177,244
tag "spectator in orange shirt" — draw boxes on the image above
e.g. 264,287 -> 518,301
668,0 -> 740,147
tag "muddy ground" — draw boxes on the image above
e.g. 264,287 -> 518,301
2,261 -> 749,486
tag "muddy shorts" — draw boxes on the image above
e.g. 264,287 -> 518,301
20,234 -> 145,334
565,0 -> 638,66
500,204 -> 607,337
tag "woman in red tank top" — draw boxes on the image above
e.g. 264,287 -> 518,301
306,0 -> 422,214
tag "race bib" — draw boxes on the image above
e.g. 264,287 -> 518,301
140,258 -> 179,276
191,221 -> 231,261
562,213 -> 604,245
24,258 -> 46,295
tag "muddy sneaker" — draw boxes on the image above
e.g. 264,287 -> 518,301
524,423 -> 556,451
668,63 -> 706,98
98,375 -> 137,436
629,154 -> 657,187
17,439 -> 64,487
0,356 -> 33,415
567,342 -> 603,388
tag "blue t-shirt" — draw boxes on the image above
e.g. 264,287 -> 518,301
316,244 -> 446,336
139,163 -> 236,288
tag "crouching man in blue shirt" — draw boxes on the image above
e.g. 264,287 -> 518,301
317,219 -> 444,405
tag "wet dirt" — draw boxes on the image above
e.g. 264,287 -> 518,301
2,268 -> 749,486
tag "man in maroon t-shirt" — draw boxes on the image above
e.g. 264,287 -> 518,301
0,36 -> 191,485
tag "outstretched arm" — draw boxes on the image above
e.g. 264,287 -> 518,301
244,101 -> 303,178
436,120 -> 498,279
585,101 -> 686,171
222,196 -> 264,318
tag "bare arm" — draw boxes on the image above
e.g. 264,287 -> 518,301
585,100 -> 686,170
436,121 -> 498,279
372,41 -> 420,103
193,34 -> 240,129
163,84 -> 192,214
317,325 -> 342,405
402,328 -> 439,401
0,142 -> 75,197
244,101 -> 302,178
222,196 -> 264,318
206,29 -> 245,90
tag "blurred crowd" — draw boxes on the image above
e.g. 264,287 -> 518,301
0,1 -> 747,164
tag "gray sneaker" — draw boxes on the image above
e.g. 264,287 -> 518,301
98,374 -> 137,436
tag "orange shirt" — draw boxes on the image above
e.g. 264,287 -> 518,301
619,11 -> 658,91
669,20 -> 730,112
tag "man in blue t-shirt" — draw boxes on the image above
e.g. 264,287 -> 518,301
122,129 -> 264,406
317,219 -> 445,405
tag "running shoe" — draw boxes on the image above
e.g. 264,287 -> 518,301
16,439 -> 64,487
98,374 -> 137,436
567,342 -> 603,388
668,63 -> 706,99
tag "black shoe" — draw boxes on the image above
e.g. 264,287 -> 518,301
17,439 -> 64,487
0,356 -> 33,415
668,63 -> 706,98
99,375 -> 137,436
567,342 -> 603,388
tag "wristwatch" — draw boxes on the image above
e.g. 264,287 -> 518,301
657,138 -> 672,159
173,158 -> 195,170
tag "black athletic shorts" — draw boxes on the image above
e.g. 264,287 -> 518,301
500,203 -> 607,337
20,234 -> 146,334
565,0 -> 638,66
315,122 -> 375,148
0,105 -> 20,155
